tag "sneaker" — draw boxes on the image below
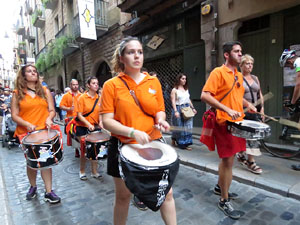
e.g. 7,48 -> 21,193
75,148 -> 80,158
218,198 -> 241,219
91,173 -> 103,179
26,186 -> 37,200
79,172 -> 88,180
132,195 -> 148,211
214,184 -> 238,200
44,191 -> 61,204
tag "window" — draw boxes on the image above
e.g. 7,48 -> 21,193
54,15 -> 59,34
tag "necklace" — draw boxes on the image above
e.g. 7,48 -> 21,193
27,87 -> 36,93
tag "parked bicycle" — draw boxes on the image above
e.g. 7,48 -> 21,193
260,101 -> 300,158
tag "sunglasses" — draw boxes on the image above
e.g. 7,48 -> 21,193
235,76 -> 240,88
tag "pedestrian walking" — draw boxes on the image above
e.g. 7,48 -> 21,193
55,89 -> 63,121
200,41 -> 256,219
100,36 -> 177,225
237,54 -> 264,174
59,79 -> 81,157
11,65 -> 60,204
75,76 -> 102,180
170,73 -> 197,150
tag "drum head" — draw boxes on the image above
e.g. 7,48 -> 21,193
238,119 -> 270,129
85,131 -> 110,142
121,141 -> 178,167
23,130 -> 58,144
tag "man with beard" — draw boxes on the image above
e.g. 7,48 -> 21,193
200,41 -> 256,220
60,79 -> 81,157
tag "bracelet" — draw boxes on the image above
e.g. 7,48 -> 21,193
128,128 -> 135,138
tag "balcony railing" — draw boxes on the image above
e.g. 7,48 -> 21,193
55,24 -> 72,39
32,5 -> 45,28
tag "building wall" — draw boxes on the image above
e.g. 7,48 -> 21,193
218,0 -> 300,25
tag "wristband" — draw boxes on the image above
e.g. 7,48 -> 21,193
129,128 -> 135,138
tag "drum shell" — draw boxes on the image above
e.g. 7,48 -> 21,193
227,120 -> 271,140
23,135 -> 63,169
85,140 -> 108,160
119,155 -> 179,211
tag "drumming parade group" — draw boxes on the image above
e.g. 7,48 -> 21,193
9,36 -> 300,224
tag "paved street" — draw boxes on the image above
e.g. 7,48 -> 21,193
0,133 -> 299,225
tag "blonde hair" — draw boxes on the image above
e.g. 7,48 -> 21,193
240,54 -> 254,67
15,65 -> 46,103
111,36 -> 141,73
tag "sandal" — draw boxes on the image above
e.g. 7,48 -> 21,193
247,161 -> 262,174
185,146 -> 192,151
236,153 -> 248,166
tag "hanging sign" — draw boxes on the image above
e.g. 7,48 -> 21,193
146,36 -> 165,50
78,0 -> 97,40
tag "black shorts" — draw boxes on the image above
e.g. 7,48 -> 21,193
107,136 -> 122,178
75,126 -> 89,137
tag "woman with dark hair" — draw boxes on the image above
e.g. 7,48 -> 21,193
100,36 -> 177,225
76,76 -> 102,180
11,65 -> 60,203
170,73 -> 197,150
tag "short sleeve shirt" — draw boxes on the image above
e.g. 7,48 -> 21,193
76,92 -> 100,127
202,65 -> 245,125
294,57 -> 300,72
100,72 -> 165,143
59,91 -> 81,117
14,87 -> 50,136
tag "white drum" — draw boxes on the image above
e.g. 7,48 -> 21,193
119,141 -> 179,211
227,119 -> 271,140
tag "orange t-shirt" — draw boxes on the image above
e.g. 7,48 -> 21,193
202,64 -> 245,125
14,88 -> 50,136
59,91 -> 81,117
100,72 -> 165,143
76,92 -> 100,127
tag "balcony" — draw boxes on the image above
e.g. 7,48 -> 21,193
72,0 -> 108,42
16,25 -> 25,36
55,24 -> 79,56
32,6 -> 46,28
18,44 -> 26,58
25,28 -> 35,43
42,0 -> 58,10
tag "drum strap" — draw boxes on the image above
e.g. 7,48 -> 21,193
118,77 -> 154,118
75,97 -> 100,121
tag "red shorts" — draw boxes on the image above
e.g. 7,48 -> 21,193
213,122 -> 246,158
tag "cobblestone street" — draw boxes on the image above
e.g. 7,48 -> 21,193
0,135 -> 299,225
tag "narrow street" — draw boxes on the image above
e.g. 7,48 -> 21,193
0,132 -> 299,225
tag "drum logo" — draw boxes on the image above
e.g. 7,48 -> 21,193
156,169 -> 169,207
38,147 -> 53,162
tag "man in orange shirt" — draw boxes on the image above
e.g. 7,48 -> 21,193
201,41 -> 256,220
60,79 -> 81,157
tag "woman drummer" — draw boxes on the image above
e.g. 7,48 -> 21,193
76,76 -> 102,180
100,36 -> 177,225
11,65 -> 60,204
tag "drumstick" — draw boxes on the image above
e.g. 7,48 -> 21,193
255,112 -> 278,122
279,118 -> 300,130
153,125 -> 202,134
244,92 -> 274,113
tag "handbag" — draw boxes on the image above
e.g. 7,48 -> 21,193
200,76 -> 237,151
181,106 -> 195,120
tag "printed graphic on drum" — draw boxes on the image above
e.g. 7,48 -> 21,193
85,131 -> 110,160
227,120 -> 271,140
119,141 -> 179,211
22,129 -> 63,169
